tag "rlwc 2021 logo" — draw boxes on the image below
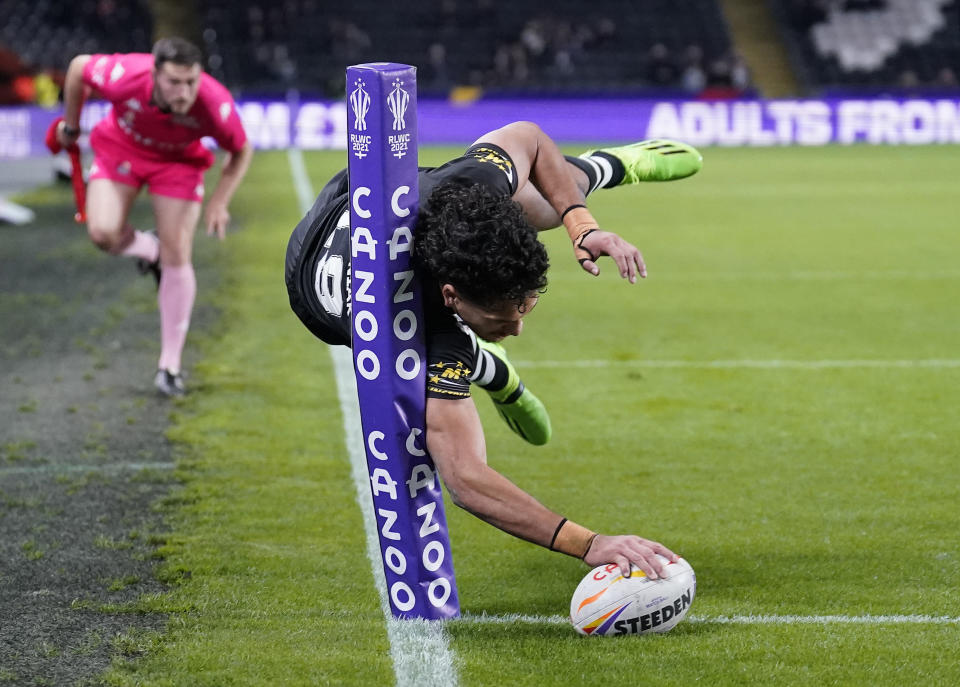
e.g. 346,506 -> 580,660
349,78 -> 370,131
349,78 -> 371,159
387,78 -> 411,159
387,79 -> 409,131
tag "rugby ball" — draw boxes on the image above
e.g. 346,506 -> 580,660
570,556 -> 696,636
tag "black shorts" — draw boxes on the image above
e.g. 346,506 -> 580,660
285,169 -> 352,346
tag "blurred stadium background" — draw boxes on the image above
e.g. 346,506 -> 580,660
2,0 -> 959,199
1,0 -> 959,104
2,0 -> 959,192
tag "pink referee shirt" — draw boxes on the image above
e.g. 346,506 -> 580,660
82,53 -> 247,168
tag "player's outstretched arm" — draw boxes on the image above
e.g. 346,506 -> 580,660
425,394 -> 676,578
474,122 -> 646,282
205,140 -> 253,239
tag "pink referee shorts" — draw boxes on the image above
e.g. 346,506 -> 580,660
88,131 -> 209,203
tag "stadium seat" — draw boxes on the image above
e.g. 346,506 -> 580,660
6,0 -> 745,97
194,0 -> 741,96
770,0 -> 960,92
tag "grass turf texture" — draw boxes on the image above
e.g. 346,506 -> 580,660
97,145 -> 957,686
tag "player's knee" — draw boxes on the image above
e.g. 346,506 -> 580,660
86,225 -> 115,252
86,221 -> 127,254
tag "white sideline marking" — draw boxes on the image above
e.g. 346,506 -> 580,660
286,147 -> 315,215
288,150 -> 458,687
458,612 -> 960,626
514,358 -> 960,370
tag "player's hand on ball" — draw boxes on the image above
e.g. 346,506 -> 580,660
205,202 -> 230,240
577,230 -> 647,283
584,534 -> 678,578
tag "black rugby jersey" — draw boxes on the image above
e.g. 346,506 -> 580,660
285,143 -> 518,399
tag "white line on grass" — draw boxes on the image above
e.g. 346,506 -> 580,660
690,615 -> 960,625
288,150 -> 458,687
458,612 -> 960,626
286,146 -> 315,212
513,358 -> 960,370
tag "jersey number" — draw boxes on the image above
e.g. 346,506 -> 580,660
314,252 -> 344,317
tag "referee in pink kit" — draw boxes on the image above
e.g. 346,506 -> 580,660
56,37 -> 253,396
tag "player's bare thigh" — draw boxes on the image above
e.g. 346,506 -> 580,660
85,179 -> 140,253
152,194 -> 201,267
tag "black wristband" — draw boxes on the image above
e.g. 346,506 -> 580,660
548,518 -> 568,550
560,204 -> 587,221
62,124 -> 80,136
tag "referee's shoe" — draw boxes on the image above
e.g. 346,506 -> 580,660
154,368 -> 185,397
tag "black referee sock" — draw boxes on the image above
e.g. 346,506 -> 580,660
565,153 -> 626,195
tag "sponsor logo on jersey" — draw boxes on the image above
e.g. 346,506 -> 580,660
427,361 -> 473,397
426,385 -> 471,398
109,62 -> 125,84
91,56 -> 108,86
468,146 -> 514,186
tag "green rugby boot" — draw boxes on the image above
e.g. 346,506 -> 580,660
581,139 -> 702,184
477,339 -> 552,446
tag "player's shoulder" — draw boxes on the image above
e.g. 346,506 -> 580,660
464,142 -> 515,173
195,73 -> 239,119
424,291 -> 479,393
85,53 -> 152,90
197,73 -> 237,106
422,142 -> 518,198
198,72 -> 234,98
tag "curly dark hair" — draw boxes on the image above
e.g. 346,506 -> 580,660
412,182 -> 549,307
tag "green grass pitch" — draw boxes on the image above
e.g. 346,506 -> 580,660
95,145 -> 958,685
